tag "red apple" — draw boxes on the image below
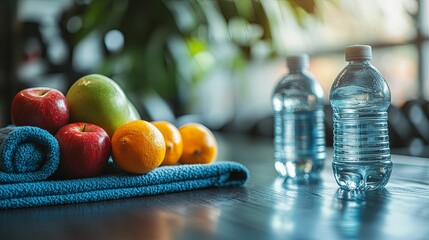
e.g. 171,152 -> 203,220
55,123 -> 111,179
11,87 -> 69,134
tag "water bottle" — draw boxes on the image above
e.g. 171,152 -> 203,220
272,54 -> 326,181
330,45 -> 392,191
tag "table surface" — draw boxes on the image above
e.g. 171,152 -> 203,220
1,132 -> 429,240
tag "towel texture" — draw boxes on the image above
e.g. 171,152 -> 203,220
0,161 -> 249,209
0,126 -> 60,183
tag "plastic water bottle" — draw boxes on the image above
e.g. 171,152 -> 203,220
272,54 -> 326,181
330,45 -> 392,191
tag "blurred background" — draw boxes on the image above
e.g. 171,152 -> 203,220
0,0 -> 428,157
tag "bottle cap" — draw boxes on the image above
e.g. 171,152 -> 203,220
286,54 -> 309,69
345,45 -> 372,61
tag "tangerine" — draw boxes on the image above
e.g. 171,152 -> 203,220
112,120 -> 165,174
179,123 -> 218,164
152,121 -> 183,165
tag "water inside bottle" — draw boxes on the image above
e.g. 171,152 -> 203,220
331,85 -> 392,191
273,108 -> 326,180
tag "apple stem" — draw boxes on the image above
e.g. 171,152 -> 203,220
38,90 -> 49,96
82,124 -> 87,132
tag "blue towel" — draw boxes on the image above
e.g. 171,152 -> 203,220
0,161 -> 249,209
0,126 -> 60,183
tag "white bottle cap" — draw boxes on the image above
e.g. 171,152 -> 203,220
345,45 -> 372,61
286,54 -> 309,69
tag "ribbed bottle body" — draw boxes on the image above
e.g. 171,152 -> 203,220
330,59 -> 392,191
273,107 -> 326,179
272,64 -> 325,181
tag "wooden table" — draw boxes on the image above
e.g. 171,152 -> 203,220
1,132 -> 429,240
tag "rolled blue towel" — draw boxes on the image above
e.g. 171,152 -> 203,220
0,161 -> 249,209
0,126 -> 60,183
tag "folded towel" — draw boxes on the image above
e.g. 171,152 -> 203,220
0,161 -> 249,209
0,126 -> 60,183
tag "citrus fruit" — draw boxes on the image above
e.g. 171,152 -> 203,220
178,123 -> 218,164
152,121 -> 183,166
111,120 -> 165,174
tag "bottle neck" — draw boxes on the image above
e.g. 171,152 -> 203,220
347,59 -> 371,65
288,67 -> 307,74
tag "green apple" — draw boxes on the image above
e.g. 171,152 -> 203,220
66,74 -> 141,137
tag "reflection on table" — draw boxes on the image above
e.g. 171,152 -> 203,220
1,132 -> 429,240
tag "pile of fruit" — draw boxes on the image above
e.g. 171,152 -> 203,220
10,74 -> 218,179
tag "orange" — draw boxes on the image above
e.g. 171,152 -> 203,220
111,120 -> 166,174
178,123 -> 218,164
152,121 -> 183,165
